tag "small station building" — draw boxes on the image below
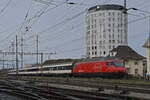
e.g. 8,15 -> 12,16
110,45 -> 145,77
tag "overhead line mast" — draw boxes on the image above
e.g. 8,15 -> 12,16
16,35 -> 19,75
36,35 -> 39,65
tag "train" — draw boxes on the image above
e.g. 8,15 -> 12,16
8,58 -> 127,78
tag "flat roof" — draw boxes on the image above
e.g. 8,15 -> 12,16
88,4 -> 124,12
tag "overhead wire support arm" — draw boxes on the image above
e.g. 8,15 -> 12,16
33,0 -> 57,6
33,0 -> 77,5
0,52 -> 56,56
0,0 -> 12,15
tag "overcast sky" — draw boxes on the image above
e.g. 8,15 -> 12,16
0,0 -> 149,68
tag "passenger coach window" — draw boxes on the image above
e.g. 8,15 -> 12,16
58,66 -> 62,70
53,67 -> 57,70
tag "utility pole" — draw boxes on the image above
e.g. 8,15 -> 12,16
21,37 -> 24,68
124,0 -> 128,45
149,17 -> 150,39
41,53 -> 43,64
11,41 -> 15,69
9,46 -> 11,52
36,35 -> 39,65
16,35 -> 18,75
148,16 -> 150,75
2,52 -> 4,69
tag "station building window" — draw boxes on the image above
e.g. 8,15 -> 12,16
134,61 -> 138,65
135,69 -> 138,74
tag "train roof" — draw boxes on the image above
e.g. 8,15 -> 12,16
42,57 -> 122,65
75,57 -> 122,63
43,59 -> 80,65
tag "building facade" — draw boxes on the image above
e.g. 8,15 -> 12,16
86,4 -> 128,58
124,59 -> 144,77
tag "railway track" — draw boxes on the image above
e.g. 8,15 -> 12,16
0,80 -> 43,100
0,80 -> 72,100
15,77 -> 150,94
0,76 -> 150,100
0,79 -> 148,100
0,80 -> 125,100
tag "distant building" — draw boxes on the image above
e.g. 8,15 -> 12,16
143,37 -> 150,75
110,45 -> 145,76
86,4 -> 128,58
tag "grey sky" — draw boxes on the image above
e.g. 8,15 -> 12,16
0,0 -> 149,68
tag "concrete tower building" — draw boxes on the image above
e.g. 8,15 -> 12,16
86,4 -> 128,58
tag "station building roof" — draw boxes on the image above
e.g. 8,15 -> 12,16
110,45 -> 145,60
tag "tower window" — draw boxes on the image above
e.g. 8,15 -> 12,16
112,40 -> 115,43
112,34 -> 114,38
100,51 -> 102,55
113,18 -> 115,21
113,23 -> 115,27
92,52 -> 94,55
113,45 -> 115,49
92,46 -> 94,50
103,51 -> 106,55
95,52 -> 97,55
99,41 -> 102,44
109,40 -> 111,43
109,34 -> 111,38
103,13 -> 105,16
109,46 -> 111,49
103,34 -> 106,38
112,29 -> 114,32
103,40 -> 105,44
95,46 -> 97,49
112,12 -> 115,16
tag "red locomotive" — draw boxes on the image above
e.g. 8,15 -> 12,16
72,60 -> 126,78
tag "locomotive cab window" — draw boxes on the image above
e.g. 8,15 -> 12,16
107,62 -> 124,67
106,62 -> 112,66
